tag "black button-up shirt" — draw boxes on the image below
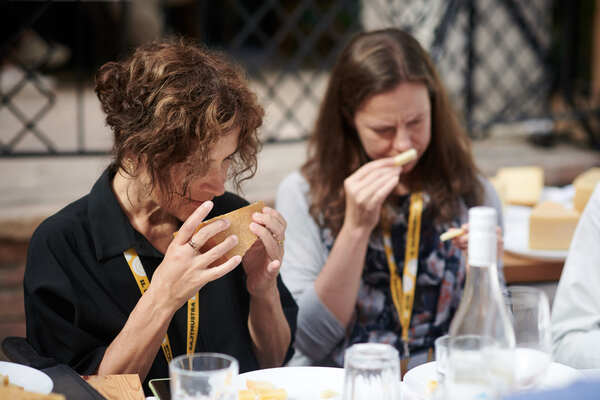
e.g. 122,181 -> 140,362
24,168 -> 297,391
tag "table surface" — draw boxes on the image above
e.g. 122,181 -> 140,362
503,250 -> 564,284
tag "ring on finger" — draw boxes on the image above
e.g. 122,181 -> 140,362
188,238 -> 200,251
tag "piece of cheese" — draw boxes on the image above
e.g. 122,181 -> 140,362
573,167 -> 600,213
496,166 -> 544,206
240,380 -> 288,400
393,148 -> 417,167
529,201 -> 579,250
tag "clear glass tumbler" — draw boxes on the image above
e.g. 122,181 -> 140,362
504,286 -> 552,391
169,353 -> 239,400
342,343 -> 400,400
435,334 -> 450,382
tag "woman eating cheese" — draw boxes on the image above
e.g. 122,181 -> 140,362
24,38 -> 297,393
276,28 -> 503,370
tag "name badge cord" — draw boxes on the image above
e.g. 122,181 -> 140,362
124,248 -> 199,363
381,192 -> 423,375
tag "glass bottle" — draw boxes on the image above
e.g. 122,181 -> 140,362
444,207 -> 516,400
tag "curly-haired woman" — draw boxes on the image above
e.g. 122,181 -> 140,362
24,38 -> 297,391
276,28 -> 503,370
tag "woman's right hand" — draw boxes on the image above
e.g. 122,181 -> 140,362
148,201 -> 242,312
343,156 -> 403,233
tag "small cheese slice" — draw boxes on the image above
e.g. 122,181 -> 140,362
528,201 -> 579,250
496,166 -> 544,206
440,227 -> 465,242
573,168 -> 600,213
240,380 -> 288,400
393,148 -> 417,167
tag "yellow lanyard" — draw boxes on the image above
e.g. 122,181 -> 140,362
382,192 -> 423,373
123,248 -> 199,363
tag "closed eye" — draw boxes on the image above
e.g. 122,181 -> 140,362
407,118 -> 422,127
373,127 -> 395,135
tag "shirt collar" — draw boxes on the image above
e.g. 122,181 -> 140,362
88,168 -> 162,262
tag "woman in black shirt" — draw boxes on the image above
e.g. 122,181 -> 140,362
24,38 -> 297,391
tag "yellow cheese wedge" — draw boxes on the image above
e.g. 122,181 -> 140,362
573,168 -> 600,213
496,166 -> 544,206
529,201 -> 579,250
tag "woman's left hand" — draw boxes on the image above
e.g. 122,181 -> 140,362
452,224 -> 504,256
242,206 -> 286,298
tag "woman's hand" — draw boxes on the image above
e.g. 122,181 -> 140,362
149,201 -> 242,311
343,156 -> 403,233
451,224 -> 504,256
243,207 -> 287,299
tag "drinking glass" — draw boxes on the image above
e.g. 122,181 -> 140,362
434,335 -> 450,383
342,343 -> 400,400
170,353 -> 238,400
445,335 -> 504,399
504,286 -> 552,391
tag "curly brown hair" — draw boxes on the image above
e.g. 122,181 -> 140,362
302,28 -> 482,235
95,37 -> 264,200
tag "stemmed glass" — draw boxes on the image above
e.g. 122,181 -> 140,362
504,286 -> 552,391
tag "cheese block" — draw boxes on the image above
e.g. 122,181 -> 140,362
528,201 -> 579,250
196,201 -> 264,262
573,167 -> 600,213
496,166 -> 544,206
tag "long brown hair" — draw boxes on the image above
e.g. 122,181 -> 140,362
95,37 -> 263,200
302,28 -> 482,234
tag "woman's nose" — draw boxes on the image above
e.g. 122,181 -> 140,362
393,128 -> 412,152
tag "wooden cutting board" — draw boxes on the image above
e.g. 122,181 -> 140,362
83,374 -> 144,400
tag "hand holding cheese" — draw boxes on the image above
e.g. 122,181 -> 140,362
182,201 -> 265,264
343,151 -> 415,233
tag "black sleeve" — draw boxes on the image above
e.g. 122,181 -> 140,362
24,218 -> 107,375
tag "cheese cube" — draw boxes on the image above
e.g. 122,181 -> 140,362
496,166 -> 544,206
573,168 -> 600,213
529,202 -> 579,250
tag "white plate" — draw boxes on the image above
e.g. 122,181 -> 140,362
403,360 -> 580,398
0,361 -> 53,394
503,205 -> 568,261
237,366 -> 344,399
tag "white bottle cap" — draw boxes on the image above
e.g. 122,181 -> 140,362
468,206 -> 497,267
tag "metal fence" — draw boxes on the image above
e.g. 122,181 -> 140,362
1,0 -> 598,156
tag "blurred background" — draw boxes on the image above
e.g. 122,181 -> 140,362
0,0 -> 599,359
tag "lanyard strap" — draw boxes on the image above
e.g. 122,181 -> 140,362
123,248 -> 199,363
382,192 -> 423,372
